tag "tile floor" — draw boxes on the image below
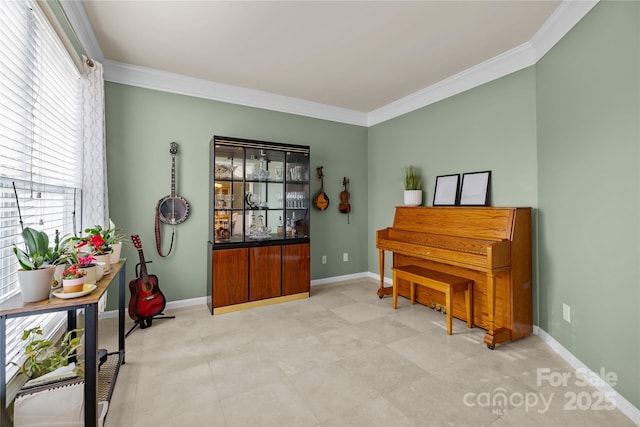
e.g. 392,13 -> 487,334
99,278 -> 635,427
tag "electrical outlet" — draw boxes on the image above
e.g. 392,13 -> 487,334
322,255 -> 327,264
343,253 -> 348,262
563,303 -> 571,323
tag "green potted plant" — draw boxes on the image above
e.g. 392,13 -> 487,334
403,165 -> 423,206
8,326 -> 84,381
75,226 -> 112,274
45,230 -> 77,288
13,227 -> 56,302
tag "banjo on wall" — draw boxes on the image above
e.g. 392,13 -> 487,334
155,142 -> 190,257
158,142 -> 190,224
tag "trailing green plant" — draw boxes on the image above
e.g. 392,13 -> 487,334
13,227 -> 50,270
403,166 -> 422,191
7,326 -> 84,380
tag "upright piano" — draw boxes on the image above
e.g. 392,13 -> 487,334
376,206 -> 532,348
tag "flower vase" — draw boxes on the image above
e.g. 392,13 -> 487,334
62,277 -> 84,294
18,266 -> 55,302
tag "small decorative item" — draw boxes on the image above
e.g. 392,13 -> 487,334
433,174 -> 460,206
61,265 -> 86,293
460,171 -> 491,206
403,165 -> 423,206
312,166 -> 330,210
339,177 -> 351,223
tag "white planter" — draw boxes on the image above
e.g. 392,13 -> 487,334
78,264 -> 97,284
18,266 -> 55,302
94,262 -> 106,282
404,190 -> 423,206
109,242 -> 122,264
94,254 -> 111,274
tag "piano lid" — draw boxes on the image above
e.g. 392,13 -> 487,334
391,206 -> 516,241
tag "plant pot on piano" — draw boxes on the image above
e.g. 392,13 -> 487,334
403,190 -> 423,207
403,166 -> 423,206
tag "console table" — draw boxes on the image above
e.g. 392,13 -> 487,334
1,260 -> 127,427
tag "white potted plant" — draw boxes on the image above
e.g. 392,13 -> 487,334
403,165 -> 423,206
13,228 -> 56,302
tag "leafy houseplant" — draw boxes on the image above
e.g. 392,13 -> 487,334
13,227 -> 49,271
403,165 -> 422,191
403,166 -> 423,206
8,326 -> 84,380
13,228 -> 56,302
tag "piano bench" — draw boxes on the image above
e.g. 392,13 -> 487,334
392,265 -> 473,335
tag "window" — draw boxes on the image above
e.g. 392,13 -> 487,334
1,0 -> 83,381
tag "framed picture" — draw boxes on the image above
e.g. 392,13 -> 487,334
433,174 -> 460,206
460,171 -> 491,206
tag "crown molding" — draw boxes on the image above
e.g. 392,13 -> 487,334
530,0 -> 598,62
367,41 -> 536,126
64,0 -> 597,127
368,0 -> 598,126
103,60 -> 368,126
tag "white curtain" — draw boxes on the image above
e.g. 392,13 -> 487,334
81,56 -> 109,230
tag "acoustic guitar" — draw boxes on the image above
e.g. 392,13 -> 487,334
129,235 -> 167,325
313,166 -> 330,211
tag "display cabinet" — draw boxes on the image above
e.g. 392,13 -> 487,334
207,136 -> 310,314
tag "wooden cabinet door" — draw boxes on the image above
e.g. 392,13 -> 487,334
282,243 -> 310,295
249,246 -> 281,301
212,248 -> 248,307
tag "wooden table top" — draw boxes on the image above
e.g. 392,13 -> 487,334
0,261 -> 125,317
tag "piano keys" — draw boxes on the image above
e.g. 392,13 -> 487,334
376,206 -> 532,348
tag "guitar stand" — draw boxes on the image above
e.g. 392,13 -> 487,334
125,260 -> 176,338
125,313 -> 175,337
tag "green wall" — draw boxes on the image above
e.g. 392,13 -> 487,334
367,66 -> 539,288
104,83 -> 368,306
536,0 -> 639,409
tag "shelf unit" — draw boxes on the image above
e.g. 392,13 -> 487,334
207,136 -> 311,314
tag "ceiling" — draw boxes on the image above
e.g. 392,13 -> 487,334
79,0 -> 562,115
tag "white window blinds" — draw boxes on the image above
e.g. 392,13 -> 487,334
1,0 -> 83,380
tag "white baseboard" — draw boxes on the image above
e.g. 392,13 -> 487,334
534,326 -> 640,425
310,272 -> 370,286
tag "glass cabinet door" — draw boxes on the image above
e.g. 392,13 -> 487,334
213,144 -> 243,242
284,151 -> 309,239
211,136 -> 310,245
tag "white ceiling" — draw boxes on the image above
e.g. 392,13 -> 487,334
70,1 -> 596,125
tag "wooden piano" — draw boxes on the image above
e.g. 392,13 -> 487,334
376,206 -> 532,348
